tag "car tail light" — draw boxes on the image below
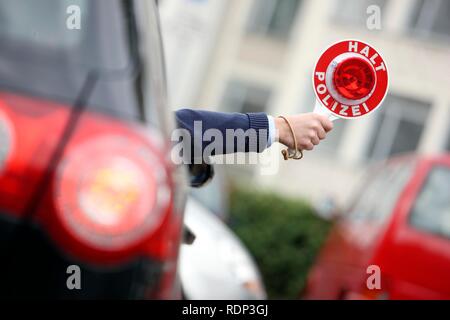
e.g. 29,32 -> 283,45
333,57 -> 376,101
53,135 -> 172,258
0,93 -> 73,215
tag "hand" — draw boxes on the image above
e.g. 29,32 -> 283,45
275,113 -> 334,151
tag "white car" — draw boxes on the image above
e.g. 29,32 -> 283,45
180,198 -> 267,300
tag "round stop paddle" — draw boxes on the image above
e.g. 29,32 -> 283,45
313,40 -> 389,121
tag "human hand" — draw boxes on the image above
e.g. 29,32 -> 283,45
275,113 -> 334,151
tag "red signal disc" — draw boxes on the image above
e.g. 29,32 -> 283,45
313,40 -> 389,119
333,57 -> 376,100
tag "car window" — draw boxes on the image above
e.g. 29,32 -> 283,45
410,166 -> 450,239
347,161 -> 414,224
0,0 -> 86,49
375,163 -> 414,222
0,0 -> 130,71
0,0 -> 141,120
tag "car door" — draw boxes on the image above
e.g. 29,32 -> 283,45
380,158 -> 450,299
308,159 -> 414,299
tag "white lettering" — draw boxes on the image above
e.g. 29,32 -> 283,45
360,46 -> 370,58
322,95 -> 331,106
376,62 -> 386,72
349,41 -> 359,53
352,105 -> 362,116
331,102 -> 339,111
363,103 -> 370,113
367,5 -> 382,31
66,5 -> 81,30
340,105 -> 349,116
183,305 -> 217,318
316,72 -> 325,82
370,53 -> 379,65
317,84 -> 327,95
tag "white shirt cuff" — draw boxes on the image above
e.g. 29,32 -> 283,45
267,115 -> 276,147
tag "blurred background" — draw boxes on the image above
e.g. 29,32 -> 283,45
160,0 -> 450,299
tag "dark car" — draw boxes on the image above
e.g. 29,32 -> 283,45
0,0 -> 192,299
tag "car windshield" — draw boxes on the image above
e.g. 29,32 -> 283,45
410,166 -> 450,239
0,0 -> 130,67
346,161 -> 414,224
0,0 -> 143,120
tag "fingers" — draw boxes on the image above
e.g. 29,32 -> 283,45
301,114 -> 333,151
299,141 -> 314,151
317,125 -> 327,140
318,115 -> 334,133
309,115 -> 329,145
283,113 -> 334,152
311,131 -> 320,145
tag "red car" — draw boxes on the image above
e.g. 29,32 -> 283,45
0,0 -> 213,299
304,154 -> 450,300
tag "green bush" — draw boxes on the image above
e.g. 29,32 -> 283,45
229,187 -> 331,299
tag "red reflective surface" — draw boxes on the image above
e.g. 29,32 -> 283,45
333,57 -> 376,100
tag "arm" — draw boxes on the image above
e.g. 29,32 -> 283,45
175,109 -> 333,159
175,109 -> 269,156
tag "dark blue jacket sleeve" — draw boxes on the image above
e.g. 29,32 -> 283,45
175,109 -> 269,160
